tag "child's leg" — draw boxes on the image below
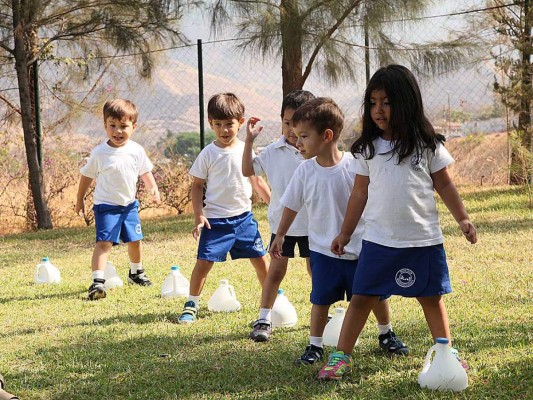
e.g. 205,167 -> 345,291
295,304 -> 329,365
126,240 -> 152,286
417,295 -> 451,342
371,299 -> 409,355
189,259 -> 215,296
305,257 -> 311,277
249,255 -> 269,287
310,304 -> 330,338
127,240 -> 141,263
337,295 -> 380,354
88,241 -> 112,300
259,257 -> 289,310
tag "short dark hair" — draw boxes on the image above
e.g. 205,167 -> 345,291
103,99 -> 138,124
207,93 -> 245,120
280,90 -> 316,117
292,97 -> 344,139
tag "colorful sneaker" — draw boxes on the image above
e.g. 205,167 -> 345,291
128,269 -> 153,286
178,301 -> 198,324
249,319 -> 272,342
318,350 -> 352,380
451,348 -> 470,371
295,344 -> 324,365
87,279 -> 106,300
378,330 -> 409,355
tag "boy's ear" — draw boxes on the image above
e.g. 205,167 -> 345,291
208,119 -> 213,128
132,122 -> 137,130
239,117 -> 245,126
323,128 -> 334,143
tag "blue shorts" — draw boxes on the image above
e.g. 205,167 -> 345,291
309,251 -> 358,305
197,211 -> 267,262
353,240 -> 452,297
269,234 -> 310,258
94,200 -> 143,245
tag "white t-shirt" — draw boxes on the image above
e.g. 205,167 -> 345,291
189,140 -> 252,218
80,140 -> 153,206
355,137 -> 454,248
253,136 -> 308,236
280,152 -> 364,259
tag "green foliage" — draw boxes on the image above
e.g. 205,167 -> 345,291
158,130 -> 216,161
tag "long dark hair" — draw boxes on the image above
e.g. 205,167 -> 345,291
351,64 -> 444,162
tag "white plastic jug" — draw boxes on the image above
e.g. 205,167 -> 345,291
271,289 -> 298,328
161,266 -> 189,298
418,337 -> 468,392
207,279 -> 241,312
34,257 -> 61,284
103,261 -> 123,290
323,307 -> 345,347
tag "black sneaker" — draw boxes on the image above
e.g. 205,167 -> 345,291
128,269 -> 152,286
295,344 -> 324,365
378,330 -> 409,355
88,279 -> 106,300
249,319 -> 272,342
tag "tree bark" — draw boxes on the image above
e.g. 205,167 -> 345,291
280,0 -> 304,96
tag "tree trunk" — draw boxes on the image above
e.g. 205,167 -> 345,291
12,0 -> 52,229
280,0 -> 304,96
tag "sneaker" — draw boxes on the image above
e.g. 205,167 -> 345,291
378,330 -> 409,355
88,279 -> 106,300
128,269 -> 153,286
249,319 -> 272,342
295,344 -> 324,365
451,348 -> 470,370
318,350 -> 352,380
178,301 -> 198,324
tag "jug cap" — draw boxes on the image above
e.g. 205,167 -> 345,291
436,337 -> 449,344
171,266 -> 179,271
277,289 -> 285,295
220,279 -> 229,285
41,257 -> 49,262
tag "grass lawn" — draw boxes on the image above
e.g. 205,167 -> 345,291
0,185 -> 531,399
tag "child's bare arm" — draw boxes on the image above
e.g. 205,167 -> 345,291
140,171 -> 161,203
243,117 -> 262,177
191,177 -> 210,239
270,207 -> 298,259
432,167 -> 477,244
75,175 -> 93,215
250,175 -> 271,205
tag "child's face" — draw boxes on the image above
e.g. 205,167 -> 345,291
369,89 -> 392,139
104,116 -> 136,148
294,121 -> 325,159
281,107 -> 298,147
209,117 -> 244,148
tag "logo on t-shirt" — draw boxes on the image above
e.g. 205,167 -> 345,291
253,238 -> 265,252
410,154 -> 426,172
395,268 -> 416,288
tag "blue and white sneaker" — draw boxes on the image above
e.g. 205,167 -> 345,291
178,301 -> 198,324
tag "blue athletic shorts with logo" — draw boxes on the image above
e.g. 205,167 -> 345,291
353,240 -> 452,297
197,211 -> 267,262
309,251 -> 358,305
93,200 -> 143,244
269,233 -> 310,258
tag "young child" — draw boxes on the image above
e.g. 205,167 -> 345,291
178,92 -> 270,323
319,65 -> 477,380
243,90 -> 315,342
75,99 -> 160,301
269,97 -> 408,365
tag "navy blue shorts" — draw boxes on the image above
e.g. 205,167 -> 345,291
197,211 -> 267,262
309,251 -> 358,305
353,240 -> 452,297
269,233 -> 310,258
94,200 -> 143,245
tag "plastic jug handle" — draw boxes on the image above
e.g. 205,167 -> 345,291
421,344 -> 437,374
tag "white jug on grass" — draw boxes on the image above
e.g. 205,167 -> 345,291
323,307 -> 345,347
103,261 -> 123,290
418,337 -> 468,392
207,279 -> 241,312
271,289 -> 297,328
34,257 -> 61,284
161,266 -> 189,298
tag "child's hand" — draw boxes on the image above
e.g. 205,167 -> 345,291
331,233 -> 351,256
459,219 -> 477,244
269,236 -> 285,259
192,216 -> 211,240
246,117 -> 263,141
150,188 -> 161,204
74,200 -> 84,216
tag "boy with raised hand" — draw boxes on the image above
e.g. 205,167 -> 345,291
178,92 -> 270,324
243,90 -> 315,342
269,97 -> 408,365
75,99 -> 160,301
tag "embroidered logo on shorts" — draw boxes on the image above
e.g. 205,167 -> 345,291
410,154 -> 426,172
395,268 -> 416,288
135,224 -> 142,235
253,238 -> 265,252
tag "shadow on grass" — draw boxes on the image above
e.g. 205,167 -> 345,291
441,216 -> 533,236
0,288 -> 86,304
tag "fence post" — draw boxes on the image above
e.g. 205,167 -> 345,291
197,39 -> 205,150
33,59 -> 42,167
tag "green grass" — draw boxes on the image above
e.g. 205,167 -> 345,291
0,185 -> 531,399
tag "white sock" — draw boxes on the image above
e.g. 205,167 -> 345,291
377,323 -> 392,335
309,336 -> 323,348
92,270 -> 104,281
130,262 -> 142,274
187,295 -> 200,307
259,308 -> 272,321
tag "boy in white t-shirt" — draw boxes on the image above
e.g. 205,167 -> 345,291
178,93 -> 270,324
243,90 -> 315,342
75,99 -> 161,301
270,97 -> 408,365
